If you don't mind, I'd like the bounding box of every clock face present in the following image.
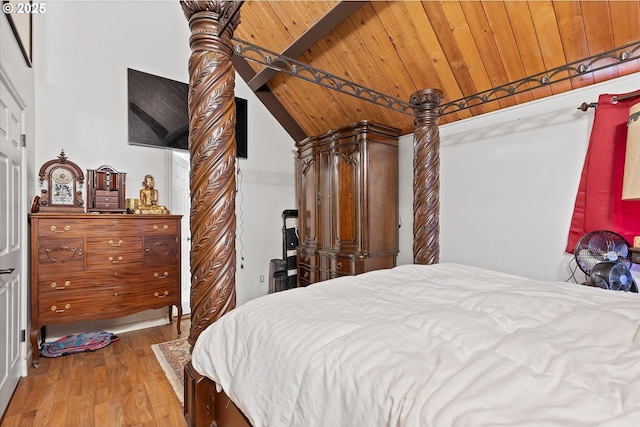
[51,167,73,184]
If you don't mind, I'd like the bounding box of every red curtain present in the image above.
[566,91,640,253]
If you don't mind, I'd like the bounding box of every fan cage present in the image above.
[573,230,631,276]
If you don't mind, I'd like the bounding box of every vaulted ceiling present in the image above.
[230,1,640,142]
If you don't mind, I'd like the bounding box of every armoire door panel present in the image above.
[299,155,319,247]
[319,150,332,250]
[332,148,360,251]
[365,141,400,253]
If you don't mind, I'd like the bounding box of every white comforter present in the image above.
[192,263,640,427]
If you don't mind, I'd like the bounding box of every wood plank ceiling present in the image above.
[231,1,640,142]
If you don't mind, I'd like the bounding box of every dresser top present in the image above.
[29,213,183,220]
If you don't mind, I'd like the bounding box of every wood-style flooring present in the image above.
[1,317,190,427]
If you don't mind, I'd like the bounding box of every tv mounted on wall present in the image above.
[127,68,248,158]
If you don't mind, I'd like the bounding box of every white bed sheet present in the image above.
[192,263,640,427]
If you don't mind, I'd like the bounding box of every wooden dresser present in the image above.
[29,213,182,367]
[295,121,400,286]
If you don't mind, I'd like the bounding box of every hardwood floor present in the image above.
[1,317,190,427]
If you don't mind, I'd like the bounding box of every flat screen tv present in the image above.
[127,68,248,158]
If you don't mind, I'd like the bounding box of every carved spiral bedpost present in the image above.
[411,88,443,265]
[181,1,240,346]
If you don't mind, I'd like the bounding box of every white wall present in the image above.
[33,1,189,197]
[228,65,297,305]
[398,72,640,284]
[34,1,296,337]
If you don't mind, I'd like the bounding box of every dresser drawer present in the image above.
[138,219,180,235]
[35,219,91,237]
[39,287,120,322]
[112,267,179,287]
[328,255,358,275]
[298,265,318,285]
[144,236,179,265]
[39,217,177,235]
[86,236,143,267]
[38,266,178,293]
[38,271,93,293]
[37,238,84,271]
[94,199,120,209]
[120,282,179,309]
[297,248,318,267]
[95,190,118,198]
[86,236,142,251]
[86,251,143,268]
[81,219,146,235]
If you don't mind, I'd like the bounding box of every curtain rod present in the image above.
[578,89,640,111]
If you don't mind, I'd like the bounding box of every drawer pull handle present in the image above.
[51,303,71,312]
[154,290,169,298]
[336,261,343,270]
[109,240,123,247]
[50,225,71,233]
[304,256,309,263]
[108,256,123,264]
[51,281,71,290]
[153,225,169,231]
[154,272,169,279]
[303,271,309,278]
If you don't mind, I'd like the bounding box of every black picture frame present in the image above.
[3,0,33,67]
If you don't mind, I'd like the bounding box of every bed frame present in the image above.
[178,2,445,426]
[178,2,640,426]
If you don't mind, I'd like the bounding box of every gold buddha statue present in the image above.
[134,175,170,214]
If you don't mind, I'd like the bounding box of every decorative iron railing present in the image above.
[231,27,640,118]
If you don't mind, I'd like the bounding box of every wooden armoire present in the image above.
[295,120,400,286]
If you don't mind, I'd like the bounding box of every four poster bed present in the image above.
[180,2,640,427]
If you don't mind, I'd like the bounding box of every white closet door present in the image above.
[0,75,25,417]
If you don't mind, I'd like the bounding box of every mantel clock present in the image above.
[38,150,85,212]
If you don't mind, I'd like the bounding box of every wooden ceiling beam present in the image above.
[232,55,308,142]
[247,1,366,91]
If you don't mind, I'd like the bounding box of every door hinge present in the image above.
[20,134,26,147]
[20,329,26,342]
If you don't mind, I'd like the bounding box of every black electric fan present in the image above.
[573,230,637,292]
[590,261,638,292]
